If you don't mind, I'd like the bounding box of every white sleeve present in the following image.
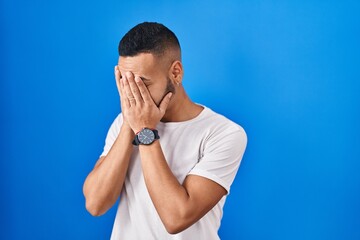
[187,124,247,194]
[99,113,123,157]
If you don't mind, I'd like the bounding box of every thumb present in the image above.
[159,92,173,114]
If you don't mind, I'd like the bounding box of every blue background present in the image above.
[1,0,359,239]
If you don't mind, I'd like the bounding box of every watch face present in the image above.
[138,128,155,145]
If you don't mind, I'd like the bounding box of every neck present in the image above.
[161,87,203,123]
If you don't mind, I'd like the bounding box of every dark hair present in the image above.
[118,22,181,57]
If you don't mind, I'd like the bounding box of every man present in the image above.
[83,22,247,240]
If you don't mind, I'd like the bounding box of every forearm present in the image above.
[139,141,192,233]
[83,125,134,216]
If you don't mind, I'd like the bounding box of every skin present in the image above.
[83,52,227,234]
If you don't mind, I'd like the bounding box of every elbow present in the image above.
[164,224,186,235]
[83,184,110,217]
[163,220,190,235]
[162,209,192,234]
[83,186,118,217]
[85,198,107,217]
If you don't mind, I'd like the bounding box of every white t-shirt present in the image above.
[100,106,247,240]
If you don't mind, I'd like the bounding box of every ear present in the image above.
[168,60,183,85]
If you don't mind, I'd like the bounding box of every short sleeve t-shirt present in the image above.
[100,106,247,240]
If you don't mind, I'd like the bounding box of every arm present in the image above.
[83,66,135,216]
[139,142,227,234]
[83,125,134,216]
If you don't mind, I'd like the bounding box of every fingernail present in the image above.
[126,72,132,79]
[135,76,140,82]
[168,92,173,99]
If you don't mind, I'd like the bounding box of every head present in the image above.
[118,22,183,106]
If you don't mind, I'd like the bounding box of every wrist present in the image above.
[121,124,135,137]
[139,139,160,149]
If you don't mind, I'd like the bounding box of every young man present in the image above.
[83,22,247,240]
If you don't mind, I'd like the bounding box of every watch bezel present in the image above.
[138,128,156,145]
[132,128,160,146]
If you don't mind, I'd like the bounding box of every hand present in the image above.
[117,70,172,133]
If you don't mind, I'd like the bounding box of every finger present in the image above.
[123,72,136,106]
[126,72,143,103]
[114,66,121,92]
[135,76,154,104]
[114,66,124,99]
[118,69,130,109]
[159,92,173,114]
[116,67,126,99]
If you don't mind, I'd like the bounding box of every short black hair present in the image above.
[118,22,181,57]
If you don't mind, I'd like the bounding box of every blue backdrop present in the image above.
[1,0,359,239]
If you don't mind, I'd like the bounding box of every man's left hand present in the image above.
[119,71,172,134]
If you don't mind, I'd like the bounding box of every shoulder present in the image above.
[201,106,247,143]
[105,113,124,137]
